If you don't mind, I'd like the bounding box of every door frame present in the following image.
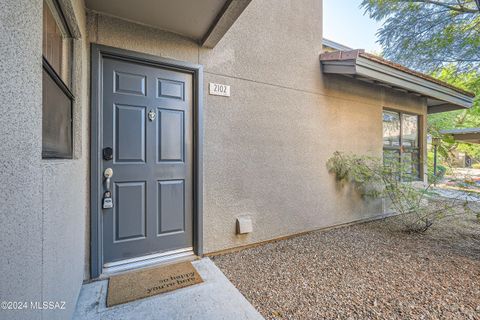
[90,44,203,279]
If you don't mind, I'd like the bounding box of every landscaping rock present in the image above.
[212,215,480,319]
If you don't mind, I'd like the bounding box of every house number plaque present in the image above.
[209,83,230,97]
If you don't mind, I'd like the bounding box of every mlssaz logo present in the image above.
[1,301,66,310]
[30,301,66,310]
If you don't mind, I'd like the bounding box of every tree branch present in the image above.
[399,0,478,13]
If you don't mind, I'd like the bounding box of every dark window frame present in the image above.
[382,109,422,179]
[42,0,75,159]
[43,57,75,101]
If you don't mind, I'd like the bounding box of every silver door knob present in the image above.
[104,168,113,191]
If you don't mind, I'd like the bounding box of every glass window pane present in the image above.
[42,69,72,158]
[383,149,401,180]
[43,0,72,87]
[402,114,418,148]
[383,149,400,166]
[401,151,420,180]
[383,111,400,147]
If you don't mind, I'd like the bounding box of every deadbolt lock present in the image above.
[103,147,113,161]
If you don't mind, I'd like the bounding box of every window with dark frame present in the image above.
[382,110,421,179]
[42,0,74,159]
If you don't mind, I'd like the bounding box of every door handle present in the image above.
[104,168,113,191]
[102,168,114,210]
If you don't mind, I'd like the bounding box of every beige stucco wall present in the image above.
[40,1,90,318]
[85,0,426,262]
[0,0,428,317]
[0,0,89,319]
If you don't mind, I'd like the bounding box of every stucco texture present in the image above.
[41,0,89,318]
[87,11,199,64]
[202,73,386,251]
[0,0,429,316]
[85,0,426,258]
[0,1,43,319]
[0,0,89,319]
[200,0,426,252]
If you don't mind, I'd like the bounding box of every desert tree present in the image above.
[361,0,480,74]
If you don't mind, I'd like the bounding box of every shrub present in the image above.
[326,152,479,232]
[436,165,447,178]
[427,165,446,184]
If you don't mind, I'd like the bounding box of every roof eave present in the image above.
[320,55,474,114]
[85,0,252,49]
[440,129,480,144]
[201,0,252,48]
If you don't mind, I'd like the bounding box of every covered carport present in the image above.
[440,128,480,144]
[440,128,480,168]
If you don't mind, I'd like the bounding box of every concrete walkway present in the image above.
[73,258,263,320]
[433,187,480,202]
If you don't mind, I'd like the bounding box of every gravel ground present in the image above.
[212,215,480,319]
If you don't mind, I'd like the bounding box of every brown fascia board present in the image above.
[319,49,365,61]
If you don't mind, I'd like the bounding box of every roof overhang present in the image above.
[320,50,475,114]
[85,0,252,48]
[440,128,480,144]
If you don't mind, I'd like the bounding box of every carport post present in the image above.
[432,138,441,177]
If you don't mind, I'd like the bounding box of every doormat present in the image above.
[106,261,203,307]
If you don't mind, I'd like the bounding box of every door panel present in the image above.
[158,78,185,100]
[158,109,184,162]
[114,71,146,96]
[158,180,185,234]
[101,57,193,264]
[114,104,146,163]
[114,182,146,241]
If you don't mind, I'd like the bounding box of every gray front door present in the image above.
[100,57,193,265]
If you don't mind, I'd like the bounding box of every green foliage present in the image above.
[361,2,480,162]
[327,151,479,232]
[428,66,480,162]
[430,67,480,129]
[326,152,384,197]
[437,165,447,178]
[427,149,450,183]
[360,0,480,74]
[427,158,447,183]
